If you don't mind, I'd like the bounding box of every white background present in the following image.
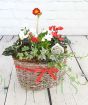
[0,0,88,35]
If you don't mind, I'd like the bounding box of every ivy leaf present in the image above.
[38,47,48,60]
[30,47,38,57]
[50,55,56,61]
[40,47,47,54]
[28,54,33,59]
[16,53,24,59]
[24,52,29,57]
[21,46,29,51]
[2,46,15,56]
[38,54,46,60]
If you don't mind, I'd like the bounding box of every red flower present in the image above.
[49,26,56,31]
[57,26,63,30]
[52,32,58,38]
[31,36,39,43]
[49,26,64,31]
[49,26,53,30]
[55,27,59,31]
[32,8,42,16]
[52,26,56,31]
[58,37,64,41]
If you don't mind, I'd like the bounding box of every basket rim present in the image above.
[13,57,49,64]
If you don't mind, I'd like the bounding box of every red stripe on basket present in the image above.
[16,65,59,83]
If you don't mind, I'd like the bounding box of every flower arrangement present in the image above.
[3,8,70,62]
[2,8,78,90]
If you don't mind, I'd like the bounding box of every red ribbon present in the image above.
[16,65,59,83]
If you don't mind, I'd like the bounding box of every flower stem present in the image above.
[36,16,39,35]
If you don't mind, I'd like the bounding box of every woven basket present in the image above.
[14,59,66,90]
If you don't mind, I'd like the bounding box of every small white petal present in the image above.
[44,34,53,41]
[19,31,25,40]
[24,35,29,38]
[19,30,29,40]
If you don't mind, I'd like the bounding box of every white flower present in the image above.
[51,43,64,54]
[19,30,28,40]
[42,34,53,41]
[19,31,25,40]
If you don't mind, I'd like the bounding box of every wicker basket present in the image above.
[14,59,66,90]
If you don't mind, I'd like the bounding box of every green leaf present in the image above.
[24,27,29,35]
[30,47,38,57]
[24,52,29,57]
[38,47,50,60]
[38,31,48,41]
[41,40,51,49]
[21,46,29,51]
[50,55,56,61]
[16,53,24,59]
[28,54,33,59]
[40,47,47,54]
[2,46,15,56]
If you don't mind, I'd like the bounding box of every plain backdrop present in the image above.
[0,0,88,35]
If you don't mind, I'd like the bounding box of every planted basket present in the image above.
[2,8,72,91]
[14,58,66,90]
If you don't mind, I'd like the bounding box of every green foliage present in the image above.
[2,46,15,56]
[38,47,49,60]
[21,27,29,35]
[30,47,38,58]
[2,43,20,56]
[40,40,51,49]
[38,31,48,41]
[16,53,24,60]
[65,67,80,93]
[21,46,29,51]
[2,30,71,68]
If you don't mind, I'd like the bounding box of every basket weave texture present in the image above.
[14,59,65,90]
